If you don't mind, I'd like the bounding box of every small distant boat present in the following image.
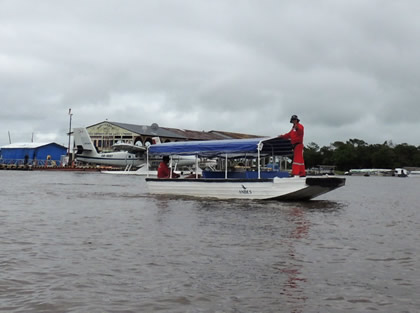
[347,168,395,176]
[347,168,410,177]
[145,137,345,201]
[394,168,409,177]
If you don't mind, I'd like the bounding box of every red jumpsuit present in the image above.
[281,123,306,177]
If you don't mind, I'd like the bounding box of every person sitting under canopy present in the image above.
[157,155,180,179]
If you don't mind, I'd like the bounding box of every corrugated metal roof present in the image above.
[1,142,65,149]
[88,121,263,141]
[105,122,187,139]
[209,130,263,139]
[161,127,226,141]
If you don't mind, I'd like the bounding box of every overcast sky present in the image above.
[1,0,420,148]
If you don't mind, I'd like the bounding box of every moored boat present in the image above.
[145,137,345,201]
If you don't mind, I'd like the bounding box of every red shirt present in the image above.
[157,161,170,178]
[281,123,304,145]
[157,161,179,178]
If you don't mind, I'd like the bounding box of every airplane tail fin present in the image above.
[152,137,161,144]
[73,128,99,156]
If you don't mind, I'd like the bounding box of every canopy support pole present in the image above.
[258,148,261,179]
[170,156,173,179]
[146,149,149,178]
[195,155,199,179]
[225,154,228,179]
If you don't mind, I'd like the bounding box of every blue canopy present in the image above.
[148,137,293,157]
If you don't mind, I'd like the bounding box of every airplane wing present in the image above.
[112,143,146,154]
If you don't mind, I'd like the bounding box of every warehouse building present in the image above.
[0,142,67,166]
[86,121,261,152]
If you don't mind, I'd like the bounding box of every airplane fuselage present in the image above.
[76,151,145,167]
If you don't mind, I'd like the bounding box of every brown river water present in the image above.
[0,171,419,313]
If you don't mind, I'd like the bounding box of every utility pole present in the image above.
[68,108,73,165]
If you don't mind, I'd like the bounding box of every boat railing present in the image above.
[202,170,290,179]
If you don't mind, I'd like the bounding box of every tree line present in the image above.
[304,139,420,171]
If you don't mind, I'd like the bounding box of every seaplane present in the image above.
[73,127,147,168]
[73,127,205,175]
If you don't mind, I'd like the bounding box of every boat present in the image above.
[347,168,410,177]
[347,168,395,176]
[394,168,409,177]
[145,137,345,201]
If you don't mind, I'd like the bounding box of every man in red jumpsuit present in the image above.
[157,155,180,178]
[278,115,306,177]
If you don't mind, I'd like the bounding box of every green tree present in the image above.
[300,139,420,172]
[304,142,322,168]
[394,144,419,167]
[320,145,334,165]
[370,143,395,168]
[331,140,359,171]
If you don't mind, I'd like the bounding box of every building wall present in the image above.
[35,145,67,162]
[88,123,137,151]
[0,144,67,165]
[86,121,261,153]
[87,122,180,152]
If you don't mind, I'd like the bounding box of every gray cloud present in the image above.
[1,0,420,147]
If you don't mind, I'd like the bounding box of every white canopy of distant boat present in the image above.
[145,137,345,201]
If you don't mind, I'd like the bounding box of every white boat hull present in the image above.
[146,176,345,201]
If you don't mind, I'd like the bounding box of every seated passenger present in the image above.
[157,156,180,178]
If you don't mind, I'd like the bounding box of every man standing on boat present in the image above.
[278,115,306,177]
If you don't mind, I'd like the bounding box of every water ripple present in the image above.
[0,173,419,312]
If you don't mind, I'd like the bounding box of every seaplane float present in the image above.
[145,137,345,201]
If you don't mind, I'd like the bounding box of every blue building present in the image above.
[0,142,67,165]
